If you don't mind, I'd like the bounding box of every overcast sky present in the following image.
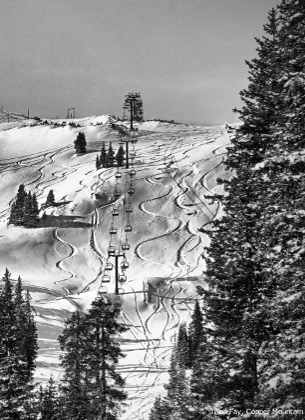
[1,0,280,125]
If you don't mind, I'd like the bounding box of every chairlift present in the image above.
[114,189,121,198]
[115,171,122,179]
[119,274,127,283]
[127,186,135,196]
[122,242,130,251]
[121,261,129,270]
[109,226,117,234]
[98,286,108,294]
[112,208,119,216]
[126,206,133,213]
[102,274,111,283]
[124,224,132,232]
[105,262,113,271]
[113,296,122,310]
[108,245,116,256]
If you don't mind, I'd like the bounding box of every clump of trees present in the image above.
[0,269,38,418]
[149,0,305,418]
[96,142,125,169]
[74,132,87,155]
[9,184,40,228]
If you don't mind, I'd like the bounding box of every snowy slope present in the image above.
[0,116,231,419]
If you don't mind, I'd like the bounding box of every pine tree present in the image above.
[23,191,33,228]
[46,189,55,207]
[8,202,17,225]
[83,296,128,420]
[96,154,100,170]
[74,132,87,154]
[58,311,91,420]
[115,145,125,167]
[39,375,61,420]
[176,323,190,369]
[188,300,203,364]
[149,395,169,420]
[106,142,115,168]
[100,142,107,167]
[13,184,27,226]
[163,351,189,420]
[59,297,128,419]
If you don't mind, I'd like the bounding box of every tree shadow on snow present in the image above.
[38,215,91,228]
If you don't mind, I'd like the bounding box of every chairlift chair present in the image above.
[126,206,133,213]
[115,171,122,179]
[129,151,136,158]
[122,242,130,251]
[112,208,119,216]
[114,189,121,198]
[119,274,127,283]
[124,224,132,233]
[105,262,113,271]
[121,260,129,270]
[98,286,108,294]
[102,274,111,283]
[129,169,136,177]
[109,226,117,234]
[108,245,116,256]
[128,185,135,196]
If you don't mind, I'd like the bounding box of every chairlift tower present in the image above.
[123,93,143,131]
[67,107,75,119]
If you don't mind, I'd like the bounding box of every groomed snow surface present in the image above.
[0,115,231,419]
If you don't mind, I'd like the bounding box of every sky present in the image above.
[1,0,280,125]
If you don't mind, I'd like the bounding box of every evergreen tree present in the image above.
[39,375,61,420]
[115,145,125,167]
[106,142,115,168]
[23,191,33,228]
[74,132,87,154]
[197,0,305,415]
[96,154,100,170]
[59,297,128,419]
[58,311,91,420]
[14,184,27,226]
[176,323,190,369]
[163,351,189,420]
[149,395,169,420]
[188,300,203,364]
[100,142,107,167]
[84,297,128,420]
[46,189,55,207]
[8,201,17,225]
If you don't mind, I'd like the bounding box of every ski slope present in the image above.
[0,116,231,419]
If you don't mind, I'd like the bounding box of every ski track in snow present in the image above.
[0,122,230,419]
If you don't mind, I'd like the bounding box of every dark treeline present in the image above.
[9,186,56,228]
[0,269,127,419]
[96,142,125,169]
[149,0,305,419]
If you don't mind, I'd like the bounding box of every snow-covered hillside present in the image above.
[0,116,230,419]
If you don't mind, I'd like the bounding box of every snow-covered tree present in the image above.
[74,132,87,154]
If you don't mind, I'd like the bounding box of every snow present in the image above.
[0,117,230,419]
